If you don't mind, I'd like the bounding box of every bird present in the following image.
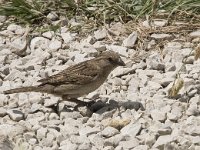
[4,51,125,106]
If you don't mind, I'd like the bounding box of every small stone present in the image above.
[61,32,75,44]
[158,127,172,135]
[190,30,200,38]
[107,45,128,57]
[133,145,148,150]
[9,37,27,55]
[7,109,24,121]
[150,109,166,122]
[147,53,165,70]
[123,31,137,48]
[37,128,48,139]
[79,126,100,137]
[30,103,41,113]
[167,113,179,121]
[186,104,199,116]
[78,142,92,150]
[119,138,139,149]
[0,135,14,150]
[0,15,6,22]
[47,12,58,21]
[160,77,174,87]
[0,108,7,117]
[93,41,106,51]
[42,31,54,39]
[94,28,107,40]
[59,140,78,150]
[153,135,174,149]
[41,133,55,147]
[29,138,37,145]
[60,111,82,120]
[30,37,50,51]
[121,122,142,137]
[151,34,172,40]
[7,24,22,32]
[44,97,59,107]
[101,126,119,138]
[49,39,62,51]
[152,19,168,27]
[77,106,93,117]
[103,146,114,150]
[104,134,125,147]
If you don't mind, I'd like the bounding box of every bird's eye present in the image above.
[108,57,113,62]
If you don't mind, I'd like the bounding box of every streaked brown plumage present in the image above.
[4,51,125,105]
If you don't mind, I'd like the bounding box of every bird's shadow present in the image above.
[89,99,145,114]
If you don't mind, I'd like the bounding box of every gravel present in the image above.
[0,19,200,150]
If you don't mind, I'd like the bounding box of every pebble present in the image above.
[94,28,107,40]
[7,109,24,121]
[123,31,137,48]
[0,19,199,150]
[101,126,119,138]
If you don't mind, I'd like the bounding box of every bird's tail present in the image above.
[3,86,39,94]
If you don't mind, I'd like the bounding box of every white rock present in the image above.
[190,30,200,38]
[147,53,165,70]
[42,31,54,39]
[0,124,26,138]
[93,41,106,51]
[119,138,139,149]
[37,128,48,139]
[94,28,107,40]
[48,39,62,51]
[160,77,174,87]
[29,138,37,145]
[152,19,168,27]
[133,145,148,150]
[44,97,59,107]
[47,12,58,21]
[121,122,142,137]
[30,103,41,113]
[79,126,100,137]
[89,134,104,148]
[103,146,114,150]
[7,24,22,32]
[123,31,137,48]
[7,109,24,121]
[78,142,92,150]
[158,127,172,135]
[30,37,50,51]
[101,126,119,138]
[9,37,27,55]
[151,34,172,39]
[61,32,74,44]
[0,108,6,117]
[0,135,13,150]
[186,104,199,116]
[150,109,166,122]
[153,135,174,149]
[41,133,55,147]
[104,134,125,147]
[0,15,6,22]
[107,45,128,57]
[60,111,82,120]
[60,140,78,150]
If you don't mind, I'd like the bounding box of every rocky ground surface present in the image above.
[0,15,200,150]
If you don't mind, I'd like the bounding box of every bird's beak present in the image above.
[118,58,126,66]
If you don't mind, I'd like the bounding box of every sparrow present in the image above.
[4,51,125,106]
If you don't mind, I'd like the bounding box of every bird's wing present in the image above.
[38,60,102,86]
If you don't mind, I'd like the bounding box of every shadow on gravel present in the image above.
[90,99,145,114]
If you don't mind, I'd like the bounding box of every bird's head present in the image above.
[97,51,126,68]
